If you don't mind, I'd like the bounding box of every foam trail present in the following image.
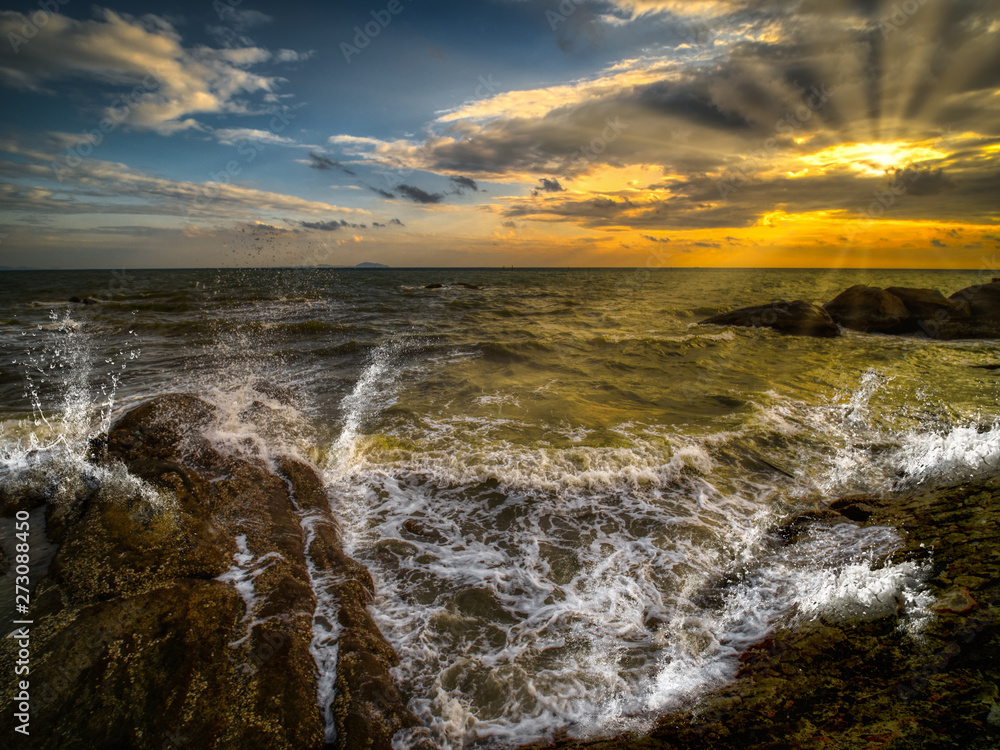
[298,510,343,744]
[329,339,402,477]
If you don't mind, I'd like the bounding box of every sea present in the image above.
[1,267,998,748]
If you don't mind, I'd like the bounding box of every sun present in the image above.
[799,141,948,177]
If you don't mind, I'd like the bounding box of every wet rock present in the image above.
[424,283,445,289]
[700,300,840,338]
[0,394,429,750]
[823,285,912,333]
[917,281,1000,338]
[775,509,846,543]
[933,587,976,614]
[68,296,99,305]
[403,518,448,543]
[522,479,1000,750]
[950,280,1000,317]
[885,286,964,320]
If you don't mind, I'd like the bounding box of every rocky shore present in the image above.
[2,395,998,749]
[522,480,1000,750]
[0,394,434,750]
[701,279,1000,339]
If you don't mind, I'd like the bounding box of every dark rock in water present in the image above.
[971,364,1000,371]
[402,518,447,543]
[949,280,1000,317]
[68,296,99,305]
[700,300,840,338]
[885,286,964,320]
[823,284,912,333]
[0,394,428,750]
[424,283,445,289]
[922,282,1000,339]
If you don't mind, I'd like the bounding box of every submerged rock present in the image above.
[700,300,840,338]
[823,284,912,333]
[0,394,429,750]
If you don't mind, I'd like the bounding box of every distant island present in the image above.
[355,261,390,269]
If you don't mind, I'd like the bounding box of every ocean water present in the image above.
[1,267,998,748]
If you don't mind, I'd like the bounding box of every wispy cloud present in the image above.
[0,8,306,134]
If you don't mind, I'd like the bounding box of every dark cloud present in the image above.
[641,234,670,243]
[450,175,479,192]
[308,152,355,175]
[396,184,444,203]
[368,185,396,199]
[300,219,366,231]
[501,220,519,228]
[931,239,947,247]
[891,167,954,197]
[389,217,405,226]
[533,178,565,196]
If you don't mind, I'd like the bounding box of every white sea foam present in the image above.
[313,353,953,749]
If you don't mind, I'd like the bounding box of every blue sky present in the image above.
[1,0,998,268]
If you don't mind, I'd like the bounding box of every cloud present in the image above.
[931,239,947,247]
[450,175,479,192]
[0,137,368,222]
[535,178,565,194]
[215,128,305,147]
[0,9,303,134]
[307,151,355,174]
[641,234,671,242]
[389,218,405,226]
[396,184,444,204]
[300,219,366,231]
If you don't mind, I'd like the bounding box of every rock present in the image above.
[68,296,99,305]
[424,283,445,289]
[0,394,428,750]
[823,285,912,333]
[885,286,964,320]
[920,281,1000,338]
[403,518,448,543]
[522,479,1000,750]
[700,300,840,338]
[950,280,1000,317]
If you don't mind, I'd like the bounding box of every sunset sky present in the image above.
[0,0,998,268]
